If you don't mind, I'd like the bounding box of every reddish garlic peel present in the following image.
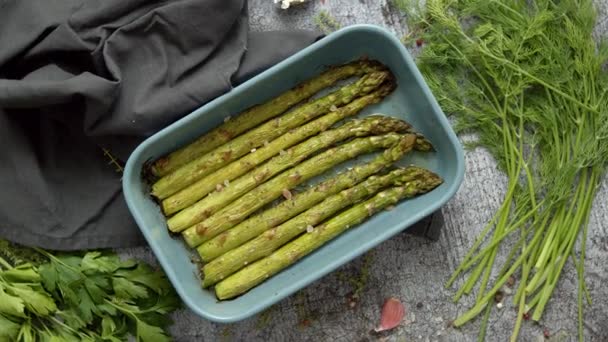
[375,297,405,332]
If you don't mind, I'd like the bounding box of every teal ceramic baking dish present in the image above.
[123,24,465,323]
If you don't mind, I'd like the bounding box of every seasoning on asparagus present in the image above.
[214,174,443,299]
[148,59,386,177]
[161,83,396,215]
[198,134,430,262]
[182,132,417,247]
[151,71,391,199]
[202,166,437,287]
[167,116,410,233]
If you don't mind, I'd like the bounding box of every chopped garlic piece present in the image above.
[274,0,307,9]
[282,188,293,200]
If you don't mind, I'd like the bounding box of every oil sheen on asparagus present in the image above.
[202,166,437,287]
[162,83,396,215]
[214,174,443,300]
[167,115,410,233]
[197,134,426,262]
[182,132,413,247]
[151,71,390,199]
[149,60,385,177]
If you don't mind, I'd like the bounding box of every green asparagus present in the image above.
[214,174,443,300]
[198,134,422,262]
[202,166,436,287]
[149,60,385,177]
[151,71,391,199]
[182,132,417,247]
[167,116,410,233]
[161,84,396,215]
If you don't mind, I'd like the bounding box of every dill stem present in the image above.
[456,171,518,299]
[577,239,587,342]
[532,226,578,321]
[466,113,523,301]
[478,303,493,342]
[457,202,540,275]
[532,207,564,271]
[474,205,510,302]
[446,201,502,288]
[532,169,596,321]
[453,218,548,327]
[513,211,551,303]
[526,254,561,295]
[527,178,584,294]
[576,169,598,340]
[454,252,486,300]
[525,286,543,312]
[570,253,592,305]
[510,221,532,342]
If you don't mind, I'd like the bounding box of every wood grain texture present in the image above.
[119,1,608,340]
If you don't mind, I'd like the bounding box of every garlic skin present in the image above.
[274,0,308,10]
[375,297,406,332]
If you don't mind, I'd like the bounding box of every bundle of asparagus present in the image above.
[145,59,443,300]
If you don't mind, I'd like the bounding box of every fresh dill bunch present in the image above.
[401,0,608,340]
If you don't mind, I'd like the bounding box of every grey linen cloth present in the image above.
[0,0,441,250]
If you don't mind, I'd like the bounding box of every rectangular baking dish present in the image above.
[122,24,465,323]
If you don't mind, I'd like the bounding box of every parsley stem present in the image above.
[0,256,13,270]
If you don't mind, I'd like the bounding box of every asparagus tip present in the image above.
[377,78,397,97]
[358,58,389,72]
[383,134,417,160]
[414,132,435,152]
[142,159,161,184]
[366,116,412,135]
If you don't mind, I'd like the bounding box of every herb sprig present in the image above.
[401,0,607,340]
[0,240,181,341]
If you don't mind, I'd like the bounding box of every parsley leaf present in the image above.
[113,277,148,299]
[0,313,21,340]
[77,287,98,324]
[7,283,56,316]
[115,264,171,295]
[0,286,25,318]
[2,245,180,341]
[81,252,120,274]
[136,319,171,342]
[57,308,88,330]
[2,265,40,283]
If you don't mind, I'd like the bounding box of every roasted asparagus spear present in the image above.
[202,166,437,287]
[151,71,391,199]
[197,134,428,262]
[181,132,417,247]
[162,84,396,215]
[167,116,410,233]
[149,60,385,177]
[214,174,443,300]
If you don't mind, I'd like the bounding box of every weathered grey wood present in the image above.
[119,1,608,341]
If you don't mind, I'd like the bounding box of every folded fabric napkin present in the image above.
[0,0,442,250]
